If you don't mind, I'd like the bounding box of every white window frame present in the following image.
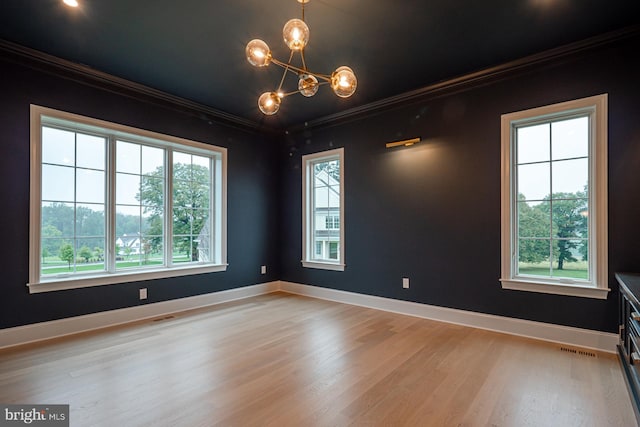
[500,94,609,299]
[29,105,227,293]
[302,148,345,271]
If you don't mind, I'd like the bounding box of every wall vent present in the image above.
[559,346,597,358]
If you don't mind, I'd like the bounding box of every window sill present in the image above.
[301,260,345,271]
[28,264,228,294]
[500,278,610,300]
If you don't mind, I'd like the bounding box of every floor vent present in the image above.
[153,315,176,322]
[559,346,597,358]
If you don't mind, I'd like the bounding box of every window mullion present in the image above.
[30,120,43,284]
[548,124,553,277]
[588,113,595,282]
[209,157,215,263]
[106,136,117,273]
[73,132,78,274]
[511,126,519,276]
[311,161,317,261]
[165,150,173,267]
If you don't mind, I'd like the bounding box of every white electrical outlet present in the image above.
[261,265,267,274]
[139,288,147,300]
[402,278,409,289]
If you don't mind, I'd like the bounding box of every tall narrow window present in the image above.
[500,95,608,299]
[302,148,345,271]
[29,105,227,293]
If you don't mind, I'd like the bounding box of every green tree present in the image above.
[544,192,588,270]
[41,224,63,264]
[42,203,74,236]
[138,163,210,261]
[59,244,74,270]
[116,212,142,236]
[517,195,550,264]
[79,246,93,263]
[314,159,340,182]
[76,206,105,237]
[43,204,105,255]
[142,239,152,264]
[518,191,588,270]
[41,247,49,265]
[94,247,104,262]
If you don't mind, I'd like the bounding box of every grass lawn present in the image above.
[518,262,588,280]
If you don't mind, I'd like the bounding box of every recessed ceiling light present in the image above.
[63,0,79,7]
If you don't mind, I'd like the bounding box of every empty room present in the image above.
[1,1,640,426]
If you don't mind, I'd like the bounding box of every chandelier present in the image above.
[245,0,357,115]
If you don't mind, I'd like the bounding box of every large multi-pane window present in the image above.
[29,105,227,293]
[302,148,344,271]
[500,95,608,299]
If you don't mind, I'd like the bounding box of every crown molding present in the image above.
[288,24,640,132]
[0,38,273,134]
[2,24,638,134]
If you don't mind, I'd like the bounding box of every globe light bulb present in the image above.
[246,39,272,67]
[331,66,357,98]
[283,19,309,51]
[298,74,319,97]
[258,92,282,115]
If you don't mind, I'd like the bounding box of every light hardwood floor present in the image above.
[0,292,636,427]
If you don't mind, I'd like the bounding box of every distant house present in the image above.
[116,233,142,256]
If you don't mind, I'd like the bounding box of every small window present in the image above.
[500,95,608,299]
[30,105,227,293]
[325,215,340,229]
[302,148,344,271]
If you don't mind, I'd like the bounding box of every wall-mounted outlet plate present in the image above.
[139,288,148,300]
[261,265,267,274]
[402,278,409,289]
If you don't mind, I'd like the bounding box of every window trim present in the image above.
[29,105,227,293]
[500,94,609,299]
[301,148,345,271]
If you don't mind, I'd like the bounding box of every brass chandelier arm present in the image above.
[300,49,308,71]
[271,57,332,81]
[279,80,329,98]
[276,51,296,92]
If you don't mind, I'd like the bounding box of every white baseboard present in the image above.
[0,280,618,354]
[279,281,619,354]
[0,282,279,350]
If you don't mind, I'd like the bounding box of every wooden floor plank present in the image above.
[0,292,635,426]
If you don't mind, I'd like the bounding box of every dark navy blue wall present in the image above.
[1,34,638,334]
[279,34,640,333]
[0,55,281,329]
